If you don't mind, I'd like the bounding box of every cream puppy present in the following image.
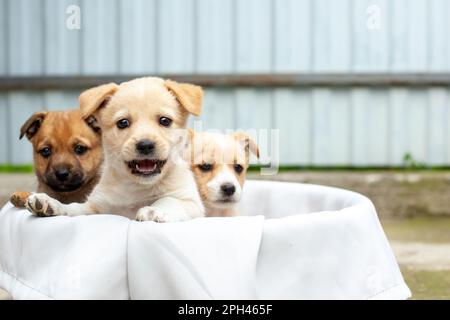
[187,131,259,217]
[24,77,204,222]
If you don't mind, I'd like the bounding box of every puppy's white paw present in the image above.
[25,193,60,217]
[135,206,172,223]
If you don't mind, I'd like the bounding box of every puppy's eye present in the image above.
[234,164,244,173]
[117,119,130,129]
[74,145,88,155]
[39,147,52,158]
[199,163,213,172]
[159,117,172,127]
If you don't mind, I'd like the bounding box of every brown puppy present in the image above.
[12,109,103,205]
[187,131,259,217]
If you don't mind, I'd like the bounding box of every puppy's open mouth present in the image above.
[127,159,166,176]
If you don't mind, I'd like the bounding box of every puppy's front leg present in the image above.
[26,193,96,217]
[135,197,203,223]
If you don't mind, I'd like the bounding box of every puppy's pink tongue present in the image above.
[136,160,157,173]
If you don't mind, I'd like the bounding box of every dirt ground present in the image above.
[382,217,450,299]
[1,172,449,299]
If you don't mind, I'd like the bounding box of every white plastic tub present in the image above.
[0,180,410,300]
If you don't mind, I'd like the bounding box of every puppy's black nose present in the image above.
[221,183,236,196]
[55,168,70,182]
[136,140,155,155]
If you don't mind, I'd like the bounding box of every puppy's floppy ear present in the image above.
[85,115,101,134]
[233,132,260,159]
[165,80,203,116]
[79,83,119,119]
[20,111,48,140]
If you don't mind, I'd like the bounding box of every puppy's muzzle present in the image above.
[127,139,166,176]
[221,183,236,196]
[55,168,70,182]
[46,166,84,192]
[136,139,155,156]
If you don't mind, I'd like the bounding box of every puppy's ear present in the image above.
[165,80,203,116]
[20,111,48,140]
[85,115,101,134]
[233,132,260,159]
[79,83,118,119]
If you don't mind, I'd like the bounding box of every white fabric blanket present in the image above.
[0,180,411,300]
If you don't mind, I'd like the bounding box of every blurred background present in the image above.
[0,0,450,299]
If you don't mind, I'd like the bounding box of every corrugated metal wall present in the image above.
[1,0,450,165]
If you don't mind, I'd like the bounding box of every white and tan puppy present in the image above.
[24,77,204,222]
[187,131,259,217]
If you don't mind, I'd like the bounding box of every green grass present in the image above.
[382,217,450,243]
[401,267,450,300]
[0,164,33,173]
[247,165,450,172]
